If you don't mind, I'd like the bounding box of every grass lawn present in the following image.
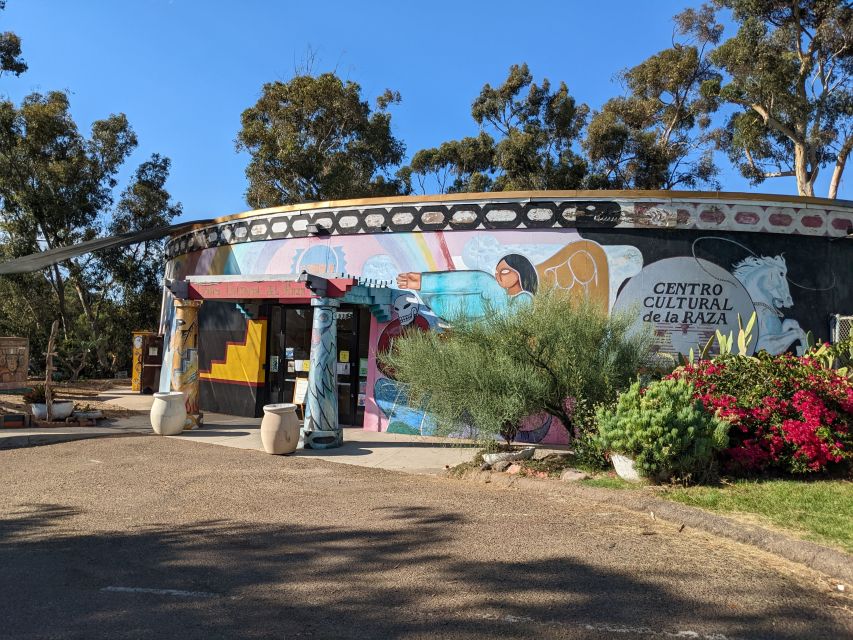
[663,479,853,553]
[580,477,853,553]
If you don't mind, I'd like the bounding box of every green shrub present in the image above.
[596,378,729,482]
[22,384,46,404]
[382,290,651,445]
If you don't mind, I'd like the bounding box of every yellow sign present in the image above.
[339,350,350,363]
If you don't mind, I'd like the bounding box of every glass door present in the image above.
[266,304,370,426]
[267,305,312,408]
[334,306,371,427]
[335,308,356,426]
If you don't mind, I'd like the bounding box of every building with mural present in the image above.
[157,191,853,448]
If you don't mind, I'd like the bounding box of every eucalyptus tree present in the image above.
[236,73,406,207]
[402,64,590,194]
[585,5,723,190]
[0,1,26,78]
[708,0,853,197]
[0,91,179,374]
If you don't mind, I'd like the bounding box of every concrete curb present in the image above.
[458,469,853,585]
[0,431,146,450]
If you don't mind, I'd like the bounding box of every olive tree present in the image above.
[381,291,651,445]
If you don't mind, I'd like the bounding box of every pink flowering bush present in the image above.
[669,352,853,475]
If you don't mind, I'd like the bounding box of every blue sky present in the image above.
[2,0,847,223]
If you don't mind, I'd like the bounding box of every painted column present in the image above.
[300,297,341,449]
[170,299,203,429]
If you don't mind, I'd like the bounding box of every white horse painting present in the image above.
[732,255,808,355]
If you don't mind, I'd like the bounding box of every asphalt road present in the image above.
[0,436,850,640]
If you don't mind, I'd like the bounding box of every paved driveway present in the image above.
[1,437,850,639]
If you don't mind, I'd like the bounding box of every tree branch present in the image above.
[743,148,796,178]
[828,134,853,198]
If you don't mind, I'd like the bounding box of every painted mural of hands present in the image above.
[396,272,422,290]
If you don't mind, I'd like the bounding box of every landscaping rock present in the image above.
[478,462,491,471]
[492,460,512,472]
[506,463,522,475]
[559,468,590,482]
[482,447,535,465]
[534,451,573,461]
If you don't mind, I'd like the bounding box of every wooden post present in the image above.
[44,319,59,422]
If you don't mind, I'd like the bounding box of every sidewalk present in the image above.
[170,414,476,475]
[1,389,481,474]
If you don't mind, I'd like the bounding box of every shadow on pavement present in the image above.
[0,502,844,639]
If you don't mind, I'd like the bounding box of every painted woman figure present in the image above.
[396,253,538,321]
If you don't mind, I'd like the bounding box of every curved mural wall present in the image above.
[162,192,853,444]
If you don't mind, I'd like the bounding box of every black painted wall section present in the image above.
[579,228,853,344]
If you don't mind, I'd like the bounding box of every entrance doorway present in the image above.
[265,304,370,426]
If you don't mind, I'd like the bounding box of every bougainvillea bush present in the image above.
[670,352,853,475]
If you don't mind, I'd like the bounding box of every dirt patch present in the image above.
[0,378,140,420]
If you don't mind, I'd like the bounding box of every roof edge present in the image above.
[192,190,853,231]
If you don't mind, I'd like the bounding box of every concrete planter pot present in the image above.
[260,403,300,455]
[30,401,75,421]
[610,453,643,482]
[150,392,187,436]
[482,446,535,466]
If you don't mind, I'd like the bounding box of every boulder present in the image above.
[559,468,590,482]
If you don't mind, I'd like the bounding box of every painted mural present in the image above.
[162,195,853,444]
[169,299,202,429]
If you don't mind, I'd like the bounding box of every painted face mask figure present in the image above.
[393,294,419,326]
[495,260,522,295]
[495,254,538,302]
[377,294,431,378]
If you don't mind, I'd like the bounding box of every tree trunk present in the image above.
[46,265,69,336]
[44,320,59,421]
[828,136,853,199]
[794,144,815,197]
[71,275,111,372]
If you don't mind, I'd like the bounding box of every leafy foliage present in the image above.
[805,337,853,379]
[0,1,25,78]
[22,384,45,404]
[236,73,406,207]
[707,0,853,197]
[381,291,651,445]
[585,5,723,189]
[596,378,729,482]
[0,90,179,377]
[401,64,590,194]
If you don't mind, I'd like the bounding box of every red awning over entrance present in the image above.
[180,274,357,303]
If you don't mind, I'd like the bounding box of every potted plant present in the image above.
[596,378,729,483]
[23,384,75,421]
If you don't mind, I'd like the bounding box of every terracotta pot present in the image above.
[260,403,300,455]
[150,392,186,435]
[30,401,75,421]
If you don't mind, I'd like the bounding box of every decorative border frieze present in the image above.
[165,197,853,260]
